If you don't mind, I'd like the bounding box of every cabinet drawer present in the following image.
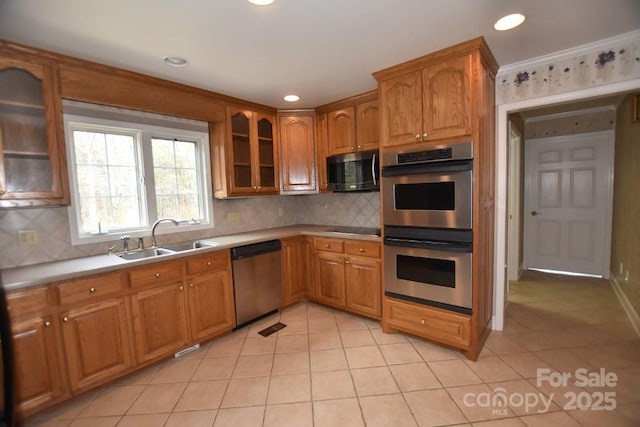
[345,240,380,258]
[128,260,183,288]
[7,287,49,317]
[384,297,470,349]
[185,251,230,276]
[57,272,123,305]
[314,238,344,253]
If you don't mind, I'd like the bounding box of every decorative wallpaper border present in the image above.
[497,30,640,104]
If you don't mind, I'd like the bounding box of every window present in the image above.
[64,105,212,245]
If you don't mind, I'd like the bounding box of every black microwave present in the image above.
[327,150,379,192]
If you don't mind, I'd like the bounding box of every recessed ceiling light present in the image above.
[284,94,300,102]
[248,0,275,5]
[494,13,526,31]
[163,56,189,68]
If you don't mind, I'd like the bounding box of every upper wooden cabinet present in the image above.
[278,112,316,194]
[212,106,279,197]
[317,90,379,157]
[0,52,68,207]
[315,112,329,192]
[376,52,473,147]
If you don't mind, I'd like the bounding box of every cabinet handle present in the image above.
[351,146,355,151]
[89,287,96,293]
[207,261,212,266]
[345,260,350,264]
[283,185,287,189]
[62,317,69,323]
[324,244,330,248]
[44,321,51,327]
[179,285,184,291]
[155,272,161,278]
[359,248,365,253]
[415,134,421,140]
[190,283,194,288]
[420,320,425,325]
[422,132,428,140]
[357,145,362,149]
[257,186,261,190]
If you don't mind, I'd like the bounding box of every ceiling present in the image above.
[1,0,639,109]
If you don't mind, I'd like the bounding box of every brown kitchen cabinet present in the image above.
[356,99,380,152]
[214,106,279,197]
[278,112,316,194]
[312,237,381,318]
[184,251,235,341]
[7,287,66,419]
[377,53,472,147]
[281,236,311,306]
[0,52,68,207]
[315,112,329,192]
[327,107,356,155]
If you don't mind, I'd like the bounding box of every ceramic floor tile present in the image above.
[213,406,265,427]
[232,354,274,378]
[567,409,638,426]
[308,332,342,351]
[534,348,595,373]
[220,376,269,408]
[485,333,528,355]
[164,410,218,427]
[487,380,561,416]
[404,389,468,427]
[519,411,581,427]
[379,343,423,365]
[411,340,461,361]
[79,385,145,417]
[150,358,201,384]
[205,338,244,358]
[389,362,442,391]
[370,328,408,345]
[473,418,526,426]
[499,352,554,379]
[263,402,313,427]
[69,417,120,427]
[311,370,356,400]
[271,351,310,375]
[359,393,418,427]
[192,356,237,381]
[447,383,516,422]
[275,334,309,353]
[313,398,364,427]
[126,382,187,415]
[307,318,338,334]
[116,413,169,427]
[27,420,73,427]
[310,348,349,372]
[173,380,228,411]
[275,320,308,336]
[428,359,483,387]
[465,355,522,383]
[266,373,311,404]
[351,366,399,396]
[336,316,369,331]
[240,336,277,356]
[33,391,98,421]
[340,329,376,347]
[344,345,386,369]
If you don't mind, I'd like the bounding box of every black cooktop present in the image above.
[327,226,381,236]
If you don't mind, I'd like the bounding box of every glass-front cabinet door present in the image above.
[229,109,254,193]
[255,113,277,193]
[0,55,67,207]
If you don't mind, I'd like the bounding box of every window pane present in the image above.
[175,141,196,168]
[151,138,176,168]
[177,169,197,194]
[178,195,199,219]
[72,128,142,233]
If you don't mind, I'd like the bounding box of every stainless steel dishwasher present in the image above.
[231,239,282,328]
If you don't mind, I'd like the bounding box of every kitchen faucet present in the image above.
[151,218,179,247]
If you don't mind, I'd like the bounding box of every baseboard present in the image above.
[610,274,640,337]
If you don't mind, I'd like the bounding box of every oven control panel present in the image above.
[382,140,473,167]
[397,147,452,164]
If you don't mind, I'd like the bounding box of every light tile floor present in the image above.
[25,270,640,426]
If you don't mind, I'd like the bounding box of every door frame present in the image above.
[494,78,640,331]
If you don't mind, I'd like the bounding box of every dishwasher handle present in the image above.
[231,239,282,260]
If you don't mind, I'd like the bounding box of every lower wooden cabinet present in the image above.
[312,237,381,318]
[130,282,191,364]
[11,315,66,417]
[383,296,471,349]
[281,236,311,306]
[60,297,133,392]
[186,271,235,341]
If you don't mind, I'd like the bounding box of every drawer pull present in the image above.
[62,317,69,323]
[420,320,425,325]
[190,283,194,288]
[359,248,365,253]
[89,287,96,293]
[345,260,350,264]
[44,321,51,327]
[155,272,161,278]
[179,285,184,291]
[324,244,330,248]
[207,261,212,266]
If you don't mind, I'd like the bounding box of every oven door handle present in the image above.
[381,159,472,177]
[384,237,472,253]
[372,153,377,187]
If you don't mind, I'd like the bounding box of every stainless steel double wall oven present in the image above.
[382,141,474,314]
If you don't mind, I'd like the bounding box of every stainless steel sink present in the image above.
[162,240,219,252]
[117,247,175,260]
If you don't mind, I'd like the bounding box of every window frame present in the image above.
[64,113,214,246]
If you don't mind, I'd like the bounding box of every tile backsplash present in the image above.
[0,191,380,269]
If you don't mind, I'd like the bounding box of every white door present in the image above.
[523,131,614,277]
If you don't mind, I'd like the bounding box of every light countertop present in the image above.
[1,225,381,291]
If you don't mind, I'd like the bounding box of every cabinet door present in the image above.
[356,100,379,151]
[130,282,190,363]
[0,56,67,207]
[186,271,235,341]
[282,236,311,306]
[314,252,346,306]
[279,115,316,193]
[379,71,423,147]
[315,112,329,192]
[345,257,381,318]
[255,112,279,194]
[11,315,66,415]
[422,55,472,141]
[227,108,255,194]
[327,107,356,155]
[60,298,133,391]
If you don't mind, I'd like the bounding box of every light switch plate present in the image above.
[18,230,39,246]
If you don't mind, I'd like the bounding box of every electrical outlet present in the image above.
[227,212,242,223]
[619,262,624,275]
[278,207,285,217]
[18,230,39,246]
[625,270,630,283]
